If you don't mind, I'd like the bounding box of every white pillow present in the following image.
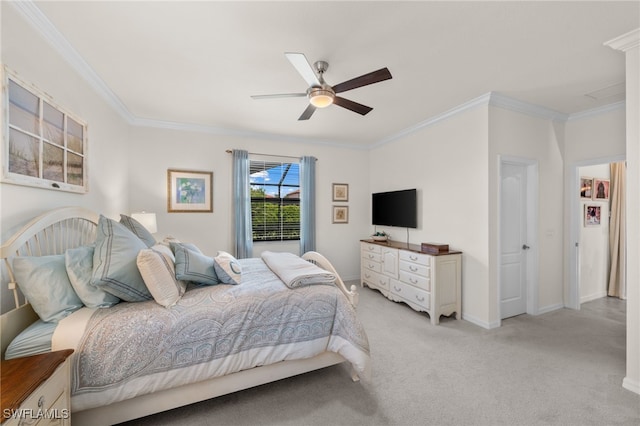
[137,245,186,307]
[213,251,242,285]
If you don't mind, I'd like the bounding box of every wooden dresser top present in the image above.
[1,349,73,422]
[361,239,462,255]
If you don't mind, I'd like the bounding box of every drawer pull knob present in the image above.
[415,295,425,302]
[394,286,401,292]
[410,266,418,272]
[410,278,418,284]
[410,255,418,261]
[369,254,375,259]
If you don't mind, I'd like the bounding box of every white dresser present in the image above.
[360,240,462,325]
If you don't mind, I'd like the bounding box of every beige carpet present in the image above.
[120,282,639,426]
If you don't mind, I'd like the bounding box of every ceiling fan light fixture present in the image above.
[308,88,335,108]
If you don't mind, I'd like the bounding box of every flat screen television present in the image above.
[372,188,417,228]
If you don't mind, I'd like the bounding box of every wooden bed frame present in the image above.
[0,207,360,425]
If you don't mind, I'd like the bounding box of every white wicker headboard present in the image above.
[0,206,99,357]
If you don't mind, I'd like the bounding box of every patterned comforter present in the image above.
[55,258,370,411]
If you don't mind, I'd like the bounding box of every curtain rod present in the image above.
[225,150,316,160]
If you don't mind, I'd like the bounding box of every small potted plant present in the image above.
[371,231,389,242]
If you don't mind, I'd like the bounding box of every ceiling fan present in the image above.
[251,52,392,121]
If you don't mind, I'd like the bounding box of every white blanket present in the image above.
[261,251,336,288]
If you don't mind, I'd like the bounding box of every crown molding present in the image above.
[605,28,640,52]
[566,101,626,121]
[488,92,569,121]
[9,1,135,124]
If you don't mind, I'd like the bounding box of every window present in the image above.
[250,160,300,241]
[3,69,87,193]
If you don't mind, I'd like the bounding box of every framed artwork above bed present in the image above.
[167,169,213,212]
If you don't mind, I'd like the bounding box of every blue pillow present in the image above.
[91,215,152,302]
[66,246,119,308]
[13,254,83,322]
[213,251,242,285]
[119,214,156,248]
[172,244,220,286]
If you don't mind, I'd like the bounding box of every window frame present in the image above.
[250,159,300,242]
[2,67,88,193]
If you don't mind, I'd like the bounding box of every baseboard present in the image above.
[537,303,564,315]
[622,377,640,395]
[462,313,500,329]
[580,291,608,304]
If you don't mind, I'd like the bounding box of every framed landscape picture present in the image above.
[167,169,213,212]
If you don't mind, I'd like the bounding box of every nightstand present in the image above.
[1,349,73,425]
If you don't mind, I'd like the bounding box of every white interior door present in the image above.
[500,162,529,319]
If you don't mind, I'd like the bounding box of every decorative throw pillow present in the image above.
[91,215,152,302]
[65,246,119,308]
[169,241,203,254]
[213,251,242,285]
[119,214,156,248]
[137,245,186,307]
[172,244,220,286]
[13,254,83,322]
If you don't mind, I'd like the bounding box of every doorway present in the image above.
[499,157,539,320]
[568,155,625,309]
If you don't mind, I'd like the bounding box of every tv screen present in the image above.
[372,189,417,229]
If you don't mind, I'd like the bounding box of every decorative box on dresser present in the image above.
[1,349,73,425]
[360,239,462,325]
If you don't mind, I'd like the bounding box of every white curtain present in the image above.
[608,161,626,299]
[232,150,253,258]
[300,156,317,253]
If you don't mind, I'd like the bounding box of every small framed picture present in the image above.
[332,206,349,224]
[167,169,213,213]
[580,177,593,199]
[592,178,610,201]
[332,183,349,202]
[584,205,601,227]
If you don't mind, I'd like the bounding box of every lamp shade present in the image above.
[131,212,157,234]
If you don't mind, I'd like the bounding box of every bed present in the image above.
[0,207,369,425]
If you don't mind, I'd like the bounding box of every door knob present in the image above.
[522,244,530,250]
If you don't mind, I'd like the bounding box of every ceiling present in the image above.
[15,1,640,148]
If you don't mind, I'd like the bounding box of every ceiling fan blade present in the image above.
[332,67,392,94]
[251,93,306,100]
[285,52,321,87]
[298,104,317,121]
[333,96,373,115]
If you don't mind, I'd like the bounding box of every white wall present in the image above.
[1,4,131,312]
[127,126,370,281]
[369,105,491,325]
[578,164,610,303]
[488,106,565,323]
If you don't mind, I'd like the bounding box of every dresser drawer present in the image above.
[399,270,431,292]
[390,280,431,310]
[362,251,382,263]
[399,260,430,277]
[361,268,390,291]
[361,259,382,273]
[399,250,430,266]
[361,242,382,254]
